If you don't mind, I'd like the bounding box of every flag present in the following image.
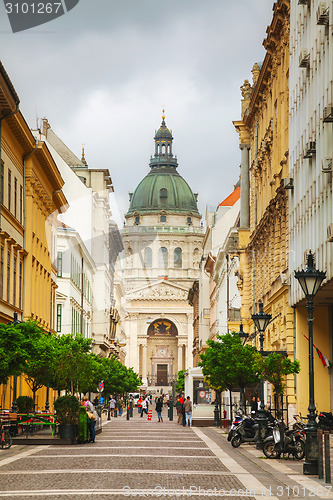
[303,334,332,368]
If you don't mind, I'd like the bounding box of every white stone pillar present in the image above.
[142,344,147,382]
[178,344,183,371]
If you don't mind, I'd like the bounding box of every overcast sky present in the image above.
[0,0,275,224]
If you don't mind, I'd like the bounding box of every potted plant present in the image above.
[16,396,34,414]
[54,395,79,440]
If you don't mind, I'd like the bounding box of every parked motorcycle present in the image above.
[227,409,244,442]
[318,411,333,430]
[263,420,305,459]
[230,411,275,448]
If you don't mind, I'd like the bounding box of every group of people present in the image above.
[137,395,151,417]
[154,394,193,427]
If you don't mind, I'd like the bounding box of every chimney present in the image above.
[42,118,50,138]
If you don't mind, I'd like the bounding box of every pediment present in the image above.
[126,280,189,301]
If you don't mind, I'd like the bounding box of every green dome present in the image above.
[155,124,172,140]
[127,170,199,215]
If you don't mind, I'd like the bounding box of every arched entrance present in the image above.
[147,319,178,387]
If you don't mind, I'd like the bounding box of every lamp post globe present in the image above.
[251,301,272,450]
[294,250,326,475]
[237,323,249,346]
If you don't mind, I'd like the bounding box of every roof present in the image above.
[46,128,84,168]
[219,186,240,207]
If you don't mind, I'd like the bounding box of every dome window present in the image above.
[159,247,168,268]
[134,215,140,225]
[187,216,192,225]
[144,248,152,268]
[160,188,168,199]
[174,248,182,268]
[160,215,167,223]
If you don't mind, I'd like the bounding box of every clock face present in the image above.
[160,349,166,355]
[147,319,178,336]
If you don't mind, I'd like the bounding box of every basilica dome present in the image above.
[126,112,199,216]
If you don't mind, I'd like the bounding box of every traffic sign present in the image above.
[98,382,104,391]
[199,390,205,399]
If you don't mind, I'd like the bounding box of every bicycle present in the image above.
[0,419,12,450]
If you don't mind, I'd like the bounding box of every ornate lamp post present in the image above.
[237,323,249,346]
[294,250,326,475]
[251,301,272,450]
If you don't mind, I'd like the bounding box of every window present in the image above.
[0,162,4,204]
[56,304,62,333]
[7,170,11,212]
[134,215,140,225]
[13,256,17,306]
[14,178,17,219]
[160,215,167,223]
[57,252,63,277]
[19,186,23,223]
[7,250,10,303]
[144,247,152,268]
[158,247,168,268]
[160,188,167,199]
[187,216,192,225]
[174,247,182,268]
[0,246,3,299]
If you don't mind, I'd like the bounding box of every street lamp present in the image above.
[10,312,20,413]
[251,301,272,450]
[294,250,326,475]
[237,323,249,346]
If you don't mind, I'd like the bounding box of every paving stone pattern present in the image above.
[1,413,331,499]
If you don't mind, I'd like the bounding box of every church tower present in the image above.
[122,111,204,392]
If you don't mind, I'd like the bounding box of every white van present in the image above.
[128,393,141,406]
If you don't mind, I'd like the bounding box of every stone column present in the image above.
[142,344,147,382]
[240,144,250,228]
[178,344,183,371]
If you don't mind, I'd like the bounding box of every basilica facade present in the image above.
[121,112,204,391]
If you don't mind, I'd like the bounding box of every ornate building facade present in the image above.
[233,1,296,411]
[121,112,204,390]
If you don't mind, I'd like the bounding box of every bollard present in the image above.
[223,410,227,428]
[214,403,219,427]
[318,429,323,480]
[126,407,130,420]
[169,399,173,421]
[114,408,118,418]
[324,431,331,484]
[107,407,111,421]
[129,401,133,417]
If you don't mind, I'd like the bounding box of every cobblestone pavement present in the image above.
[0,414,333,499]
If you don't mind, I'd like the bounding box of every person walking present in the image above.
[109,396,116,417]
[116,397,124,417]
[175,396,182,424]
[155,397,163,422]
[84,396,98,442]
[137,396,143,414]
[183,396,193,427]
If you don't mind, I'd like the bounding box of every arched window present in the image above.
[158,247,168,268]
[144,247,152,268]
[174,248,182,268]
[160,188,167,199]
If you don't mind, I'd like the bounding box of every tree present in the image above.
[49,334,92,394]
[176,369,186,393]
[0,320,43,385]
[256,352,300,413]
[99,357,141,396]
[199,332,259,413]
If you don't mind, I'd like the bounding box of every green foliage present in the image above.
[199,332,259,393]
[99,357,141,396]
[0,320,42,384]
[16,395,34,414]
[256,352,300,396]
[54,395,80,425]
[176,369,186,392]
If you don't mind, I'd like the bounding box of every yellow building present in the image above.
[0,61,67,410]
[233,1,295,412]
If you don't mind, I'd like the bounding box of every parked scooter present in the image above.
[227,409,244,442]
[230,411,275,448]
[318,411,333,430]
[263,420,305,459]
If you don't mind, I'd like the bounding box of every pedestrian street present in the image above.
[0,413,333,499]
